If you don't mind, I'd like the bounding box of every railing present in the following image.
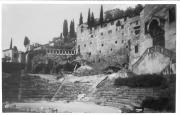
[161,62,176,75]
[132,46,176,71]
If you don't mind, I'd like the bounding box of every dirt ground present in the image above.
[5,101,122,113]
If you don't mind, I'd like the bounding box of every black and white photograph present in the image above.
[1,2,176,113]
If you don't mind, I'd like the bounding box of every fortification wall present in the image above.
[77,18,128,68]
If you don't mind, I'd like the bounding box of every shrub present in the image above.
[142,97,169,111]
[114,74,167,88]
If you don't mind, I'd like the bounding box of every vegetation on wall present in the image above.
[142,75,175,112]
[114,74,167,88]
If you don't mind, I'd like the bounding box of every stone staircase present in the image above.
[94,85,162,110]
[20,75,61,101]
[132,46,176,74]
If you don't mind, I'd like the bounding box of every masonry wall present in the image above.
[77,18,133,69]
[133,52,170,75]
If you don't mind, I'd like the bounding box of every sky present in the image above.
[2,4,136,51]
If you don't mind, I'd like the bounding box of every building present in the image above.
[76,10,140,70]
[76,4,176,74]
[129,4,176,74]
[3,48,18,63]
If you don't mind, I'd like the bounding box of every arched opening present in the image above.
[148,19,165,47]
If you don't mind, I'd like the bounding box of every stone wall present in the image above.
[76,16,140,69]
[133,51,170,75]
[76,19,127,64]
[93,82,162,111]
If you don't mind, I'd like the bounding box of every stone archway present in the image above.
[148,18,165,47]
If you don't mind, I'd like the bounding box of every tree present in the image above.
[91,12,95,27]
[72,20,76,38]
[24,36,30,47]
[134,4,144,16]
[124,7,134,18]
[60,33,63,39]
[13,46,18,51]
[63,19,68,40]
[79,12,83,25]
[115,9,125,19]
[10,38,12,49]
[105,11,113,21]
[70,19,76,38]
[99,5,104,26]
[87,8,91,27]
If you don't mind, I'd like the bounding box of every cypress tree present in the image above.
[91,12,95,27]
[87,8,91,27]
[60,33,63,39]
[24,36,30,47]
[70,19,76,38]
[70,20,73,38]
[63,19,68,41]
[10,38,12,49]
[99,5,104,26]
[72,20,76,38]
[79,12,83,25]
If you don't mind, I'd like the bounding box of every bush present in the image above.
[142,93,175,112]
[142,97,169,111]
[114,74,167,88]
[2,62,25,73]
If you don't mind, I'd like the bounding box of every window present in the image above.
[122,40,124,43]
[135,45,138,53]
[121,25,124,29]
[99,50,101,53]
[115,41,117,44]
[134,26,140,29]
[122,32,124,36]
[101,44,104,47]
[111,48,112,51]
[111,21,114,25]
[136,21,139,25]
[91,35,93,38]
[116,20,121,26]
[89,52,91,56]
[98,59,101,62]
[90,42,92,44]
[108,30,112,34]
[84,44,86,47]
[101,32,103,36]
[104,24,107,27]
[57,50,59,53]
[135,30,140,35]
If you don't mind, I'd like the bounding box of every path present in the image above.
[8,101,122,113]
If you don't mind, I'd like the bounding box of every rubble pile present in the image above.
[53,82,92,101]
[73,65,99,76]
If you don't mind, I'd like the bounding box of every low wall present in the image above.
[92,81,163,110]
